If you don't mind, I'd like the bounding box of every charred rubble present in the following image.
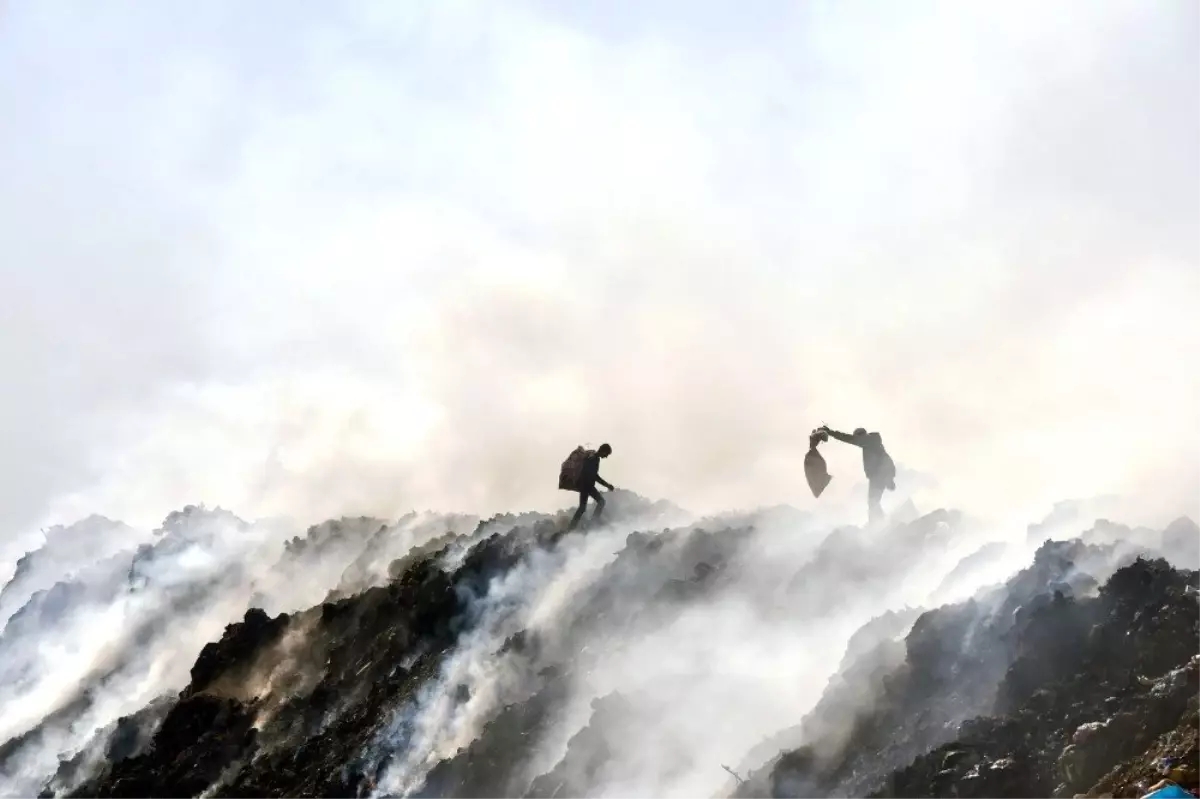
[1,503,1191,799]
[734,536,1199,798]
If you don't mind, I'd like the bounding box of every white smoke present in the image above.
[0,0,1194,794]
[363,499,1060,798]
[0,491,1181,796]
[0,507,474,795]
[1,0,1195,543]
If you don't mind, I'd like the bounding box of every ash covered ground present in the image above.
[0,492,1196,798]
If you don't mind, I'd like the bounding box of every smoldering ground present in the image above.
[0,0,1195,795]
[0,508,473,795]
[365,505,959,796]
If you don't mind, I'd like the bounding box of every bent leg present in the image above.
[590,486,606,520]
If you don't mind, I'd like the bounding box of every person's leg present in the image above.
[590,486,606,520]
[867,480,884,524]
[569,490,589,530]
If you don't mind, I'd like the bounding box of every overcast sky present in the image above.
[1,0,1197,540]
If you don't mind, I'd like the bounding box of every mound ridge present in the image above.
[0,496,1192,798]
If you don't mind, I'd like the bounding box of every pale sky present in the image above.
[1,0,1197,538]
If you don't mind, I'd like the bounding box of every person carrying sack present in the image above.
[559,443,614,531]
[818,425,896,524]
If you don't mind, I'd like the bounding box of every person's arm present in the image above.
[585,454,613,490]
[821,427,862,447]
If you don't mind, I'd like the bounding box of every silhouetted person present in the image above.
[569,443,614,530]
[819,426,896,524]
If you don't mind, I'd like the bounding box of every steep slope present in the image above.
[49,501,964,791]
[1,496,1194,798]
[61,495,713,796]
[0,506,491,796]
[732,545,1198,798]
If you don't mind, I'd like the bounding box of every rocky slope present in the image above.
[0,494,1195,798]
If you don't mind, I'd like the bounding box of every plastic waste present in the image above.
[805,430,832,498]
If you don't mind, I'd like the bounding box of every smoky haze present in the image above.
[0,0,1197,551]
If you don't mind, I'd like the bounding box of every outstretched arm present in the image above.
[821,427,862,447]
[596,474,614,491]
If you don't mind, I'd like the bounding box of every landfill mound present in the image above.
[0,493,1195,798]
[733,536,1199,798]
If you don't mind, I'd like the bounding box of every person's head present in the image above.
[853,427,868,438]
[598,443,612,458]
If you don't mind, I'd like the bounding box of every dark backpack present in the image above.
[559,446,592,491]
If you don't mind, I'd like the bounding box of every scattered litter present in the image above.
[1141,780,1195,799]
